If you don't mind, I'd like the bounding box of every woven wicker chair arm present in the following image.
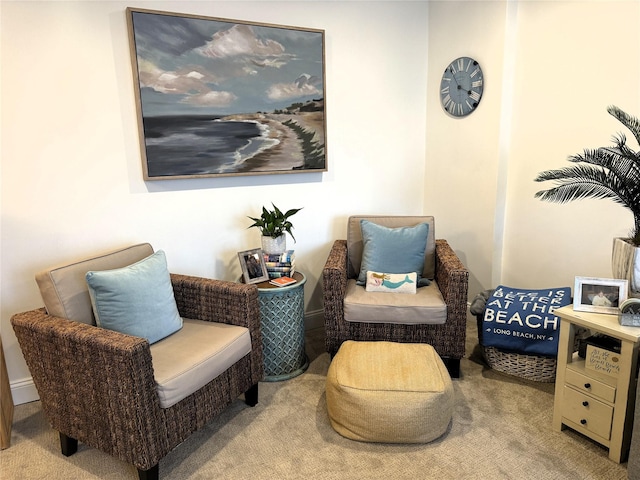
[434,239,469,305]
[322,240,348,302]
[170,274,263,384]
[10,308,163,452]
[322,240,349,354]
[170,274,260,329]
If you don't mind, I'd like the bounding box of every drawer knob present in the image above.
[582,401,589,407]
[580,419,587,425]
[584,383,591,389]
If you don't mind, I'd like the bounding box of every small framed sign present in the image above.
[238,248,269,284]
[585,344,621,378]
[573,276,628,315]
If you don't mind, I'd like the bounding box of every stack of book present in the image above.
[263,250,295,279]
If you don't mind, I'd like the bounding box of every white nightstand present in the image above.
[552,305,640,463]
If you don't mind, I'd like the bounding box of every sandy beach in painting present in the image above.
[222,112,324,173]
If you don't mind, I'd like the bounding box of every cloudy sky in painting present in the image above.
[130,11,324,116]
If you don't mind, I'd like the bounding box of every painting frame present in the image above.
[238,248,269,284]
[573,276,628,315]
[126,7,327,180]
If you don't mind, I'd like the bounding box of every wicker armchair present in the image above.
[322,216,469,377]
[11,244,263,480]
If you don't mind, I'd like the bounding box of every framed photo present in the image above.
[126,8,327,180]
[238,248,269,284]
[573,276,628,314]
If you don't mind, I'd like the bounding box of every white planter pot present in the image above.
[612,237,640,297]
[261,235,286,254]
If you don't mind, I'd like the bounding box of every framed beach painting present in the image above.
[126,8,327,180]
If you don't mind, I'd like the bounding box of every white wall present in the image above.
[426,0,508,296]
[1,1,430,403]
[502,1,640,289]
[426,1,640,296]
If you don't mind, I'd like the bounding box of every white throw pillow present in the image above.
[365,271,418,294]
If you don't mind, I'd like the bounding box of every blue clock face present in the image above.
[440,57,484,117]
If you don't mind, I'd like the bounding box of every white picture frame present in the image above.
[238,248,269,284]
[573,276,628,314]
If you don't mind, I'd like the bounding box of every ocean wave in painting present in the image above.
[142,115,277,177]
[218,120,279,173]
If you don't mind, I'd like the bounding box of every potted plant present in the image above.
[247,203,303,254]
[534,105,640,295]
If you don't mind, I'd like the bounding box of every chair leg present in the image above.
[244,383,259,406]
[138,464,159,480]
[444,358,461,378]
[59,432,78,457]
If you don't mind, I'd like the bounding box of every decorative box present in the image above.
[619,298,640,326]
[619,313,640,326]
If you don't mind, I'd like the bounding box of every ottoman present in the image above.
[326,340,453,443]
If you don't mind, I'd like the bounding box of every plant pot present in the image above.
[261,235,286,254]
[612,237,640,297]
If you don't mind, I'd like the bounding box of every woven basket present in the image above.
[475,314,558,383]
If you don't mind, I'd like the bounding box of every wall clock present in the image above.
[440,56,484,117]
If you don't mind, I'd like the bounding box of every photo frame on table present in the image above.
[126,8,327,180]
[573,276,628,314]
[238,248,269,284]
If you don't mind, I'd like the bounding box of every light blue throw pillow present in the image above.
[86,250,182,344]
[357,220,430,286]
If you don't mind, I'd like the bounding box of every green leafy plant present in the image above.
[534,105,640,246]
[247,203,303,241]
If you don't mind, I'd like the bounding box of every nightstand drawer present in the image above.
[562,386,613,440]
[565,368,616,403]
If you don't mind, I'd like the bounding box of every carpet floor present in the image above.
[0,316,630,479]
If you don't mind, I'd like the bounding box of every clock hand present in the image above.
[451,68,475,96]
[449,68,462,91]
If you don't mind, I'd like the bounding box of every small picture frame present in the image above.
[238,248,269,284]
[573,276,628,314]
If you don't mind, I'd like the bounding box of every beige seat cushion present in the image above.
[35,243,154,325]
[343,279,446,324]
[326,341,453,443]
[150,319,252,408]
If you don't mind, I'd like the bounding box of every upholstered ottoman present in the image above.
[326,340,453,443]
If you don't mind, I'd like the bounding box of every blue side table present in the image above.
[255,272,308,381]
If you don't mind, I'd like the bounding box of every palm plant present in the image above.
[534,105,640,246]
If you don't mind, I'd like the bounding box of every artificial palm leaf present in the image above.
[534,106,640,245]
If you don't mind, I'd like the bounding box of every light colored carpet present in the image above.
[0,317,629,479]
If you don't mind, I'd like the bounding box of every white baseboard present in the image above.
[11,376,39,405]
[304,308,324,331]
